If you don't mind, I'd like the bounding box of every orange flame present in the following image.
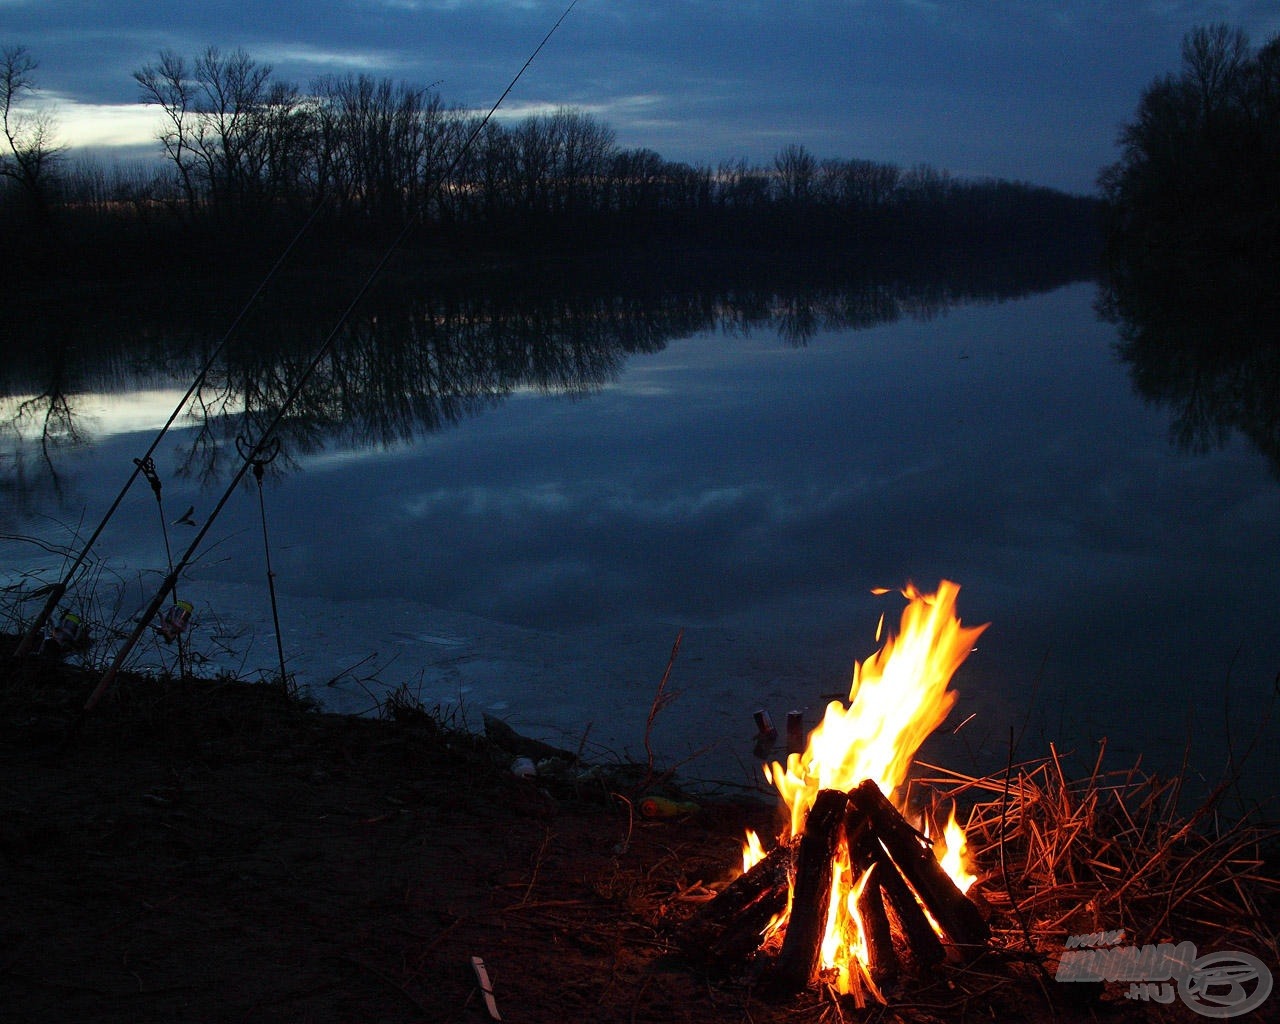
[765,581,986,837]
[744,580,986,992]
[936,805,977,894]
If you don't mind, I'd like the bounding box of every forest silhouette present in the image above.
[2,43,1098,283]
[1099,25,1280,478]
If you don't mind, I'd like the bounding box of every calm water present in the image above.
[4,274,1278,802]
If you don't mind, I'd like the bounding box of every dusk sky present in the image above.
[5,1,1280,197]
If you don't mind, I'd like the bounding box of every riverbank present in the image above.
[2,645,1274,1022]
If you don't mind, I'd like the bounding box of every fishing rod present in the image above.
[13,196,330,658]
[77,0,581,717]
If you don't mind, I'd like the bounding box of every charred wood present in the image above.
[772,789,850,990]
[851,780,989,950]
[867,831,946,967]
[846,818,898,986]
[707,886,790,964]
[678,841,791,955]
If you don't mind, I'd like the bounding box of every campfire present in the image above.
[683,581,991,1002]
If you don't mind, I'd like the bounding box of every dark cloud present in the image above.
[8,1,1279,191]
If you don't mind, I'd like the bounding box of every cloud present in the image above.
[403,482,574,519]
[255,43,404,73]
[359,0,547,10]
[36,93,159,150]
[11,1,1280,196]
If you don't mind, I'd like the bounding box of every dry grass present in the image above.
[669,740,1280,1020]
[913,743,1280,969]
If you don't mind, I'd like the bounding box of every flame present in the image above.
[936,805,977,894]
[742,828,766,874]
[817,841,880,999]
[741,580,987,993]
[765,581,987,837]
[819,840,854,992]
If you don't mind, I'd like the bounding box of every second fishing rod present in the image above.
[12,197,330,658]
[77,0,581,720]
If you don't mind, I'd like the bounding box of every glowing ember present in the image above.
[745,580,987,993]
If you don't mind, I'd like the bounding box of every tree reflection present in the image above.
[0,332,86,499]
[2,254,1091,487]
[1099,250,1280,476]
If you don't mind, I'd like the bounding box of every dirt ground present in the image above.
[0,644,1221,1024]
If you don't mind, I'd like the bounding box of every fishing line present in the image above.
[76,0,581,718]
[132,455,196,676]
[14,196,330,657]
[133,457,174,577]
[237,434,288,689]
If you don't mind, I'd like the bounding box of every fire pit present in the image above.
[682,581,991,1003]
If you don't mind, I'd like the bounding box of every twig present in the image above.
[641,629,683,791]
[999,727,1036,952]
[470,956,502,1021]
[517,825,554,907]
[612,793,635,855]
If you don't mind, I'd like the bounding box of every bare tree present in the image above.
[311,73,450,226]
[134,50,201,213]
[715,157,770,210]
[546,107,615,216]
[425,106,483,224]
[1181,24,1250,123]
[445,115,516,225]
[834,158,901,209]
[773,143,817,204]
[135,47,305,217]
[192,47,273,211]
[256,80,316,204]
[1,45,64,216]
[512,114,556,218]
[607,147,664,214]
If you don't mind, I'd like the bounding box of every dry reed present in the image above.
[912,744,1280,968]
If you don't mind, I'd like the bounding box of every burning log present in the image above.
[854,823,945,969]
[690,844,790,931]
[774,789,849,990]
[680,781,988,996]
[680,843,792,963]
[851,856,897,987]
[843,816,904,985]
[850,780,989,950]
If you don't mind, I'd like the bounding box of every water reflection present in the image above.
[3,253,1091,486]
[5,256,1279,803]
[1100,247,1280,478]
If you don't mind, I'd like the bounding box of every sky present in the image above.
[4,0,1278,196]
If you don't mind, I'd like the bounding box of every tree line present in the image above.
[1098,24,1280,476]
[1099,23,1280,262]
[3,43,1099,270]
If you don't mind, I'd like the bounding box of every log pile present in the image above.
[682,779,989,993]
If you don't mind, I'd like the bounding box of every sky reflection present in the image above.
[5,283,1278,798]
[222,285,1278,784]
